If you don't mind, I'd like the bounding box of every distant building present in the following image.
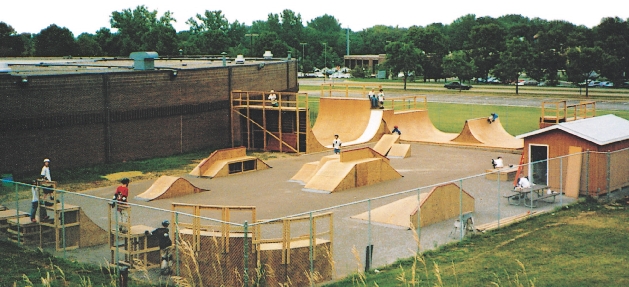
[343,54,387,76]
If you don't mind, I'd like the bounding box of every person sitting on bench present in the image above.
[491,156,504,169]
[514,176,531,191]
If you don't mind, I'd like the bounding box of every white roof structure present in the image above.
[517,114,629,146]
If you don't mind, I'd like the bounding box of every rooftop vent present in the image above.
[129,51,159,70]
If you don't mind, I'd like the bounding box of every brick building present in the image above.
[0,56,298,176]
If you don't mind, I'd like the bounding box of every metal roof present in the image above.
[517,114,629,146]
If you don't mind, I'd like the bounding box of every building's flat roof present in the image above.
[517,114,629,146]
[0,57,287,76]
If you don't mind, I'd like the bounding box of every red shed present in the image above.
[517,114,629,197]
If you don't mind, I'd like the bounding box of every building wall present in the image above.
[522,130,629,195]
[0,60,298,176]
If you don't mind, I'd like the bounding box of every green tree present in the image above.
[0,22,25,56]
[443,50,476,90]
[468,22,506,80]
[384,42,424,90]
[492,37,533,94]
[406,25,448,82]
[446,14,477,51]
[593,17,629,85]
[95,28,121,56]
[34,24,77,56]
[566,46,603,97]
[76,33,103,56]
[110,5,178,55]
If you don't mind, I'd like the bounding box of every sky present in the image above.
[2,0,628,35]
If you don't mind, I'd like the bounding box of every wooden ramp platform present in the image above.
[135,176,208,202]
[298,147,402,193]
[351,183,475,228]
[372,134,400,155]
[189,146,271,178]
[387,144,411,158]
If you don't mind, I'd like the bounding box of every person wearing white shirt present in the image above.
[515,176,531,191]
[41,158,51,181]
[492,156,504,168]
[332,134,342,154]
[377,89,385,109]
[268,90,278,107]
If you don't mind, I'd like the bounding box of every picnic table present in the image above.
[504,185,561,208]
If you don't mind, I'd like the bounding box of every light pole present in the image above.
[300,42,307,72]
[245,33,259,57]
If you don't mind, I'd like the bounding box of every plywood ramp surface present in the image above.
[79,209,108,247]
[373,134,400,155]
[135,176,207,201]
[290,155,339,184]
[190,146,248,177]
[388,144,411,158]
[451,118,523,149]
[383,110,457,143]
[312,98,387,148]
[302,148,401,193]
[351,183,474,228]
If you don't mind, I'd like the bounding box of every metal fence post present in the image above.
[243,221,249,287]
[497,171,501,229]
[607,151,611,200]
[309,212,314,287]
[61,190,66,258]
[560,157,563,206]
[459,180,463,241]
[15,183,20,245]
[366,198,372,271]
[175,212,180,276]
[416,188,421,255]
[586,150,590,196]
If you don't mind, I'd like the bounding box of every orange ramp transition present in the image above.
[312,98,388,148]
[383,109,522,150]
[297,147,402,193]
[382,109,457,144]
[351,183,475,229]
[135,176,208,202]
[450,117,523,149]
[189,146,271,178]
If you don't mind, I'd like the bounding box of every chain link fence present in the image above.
[1,147,629,286]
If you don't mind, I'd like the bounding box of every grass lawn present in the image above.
[324,199,629,287]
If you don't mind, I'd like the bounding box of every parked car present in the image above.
[235,55,245,64]
[587,81,600,87]
[444,82,472,90]
[600,81,614,88]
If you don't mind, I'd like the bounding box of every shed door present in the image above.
[530,145,548,186]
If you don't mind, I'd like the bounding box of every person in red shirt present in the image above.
[114,178,130,204]
[112,178,130,232]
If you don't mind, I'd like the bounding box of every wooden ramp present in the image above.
[387,144,411,158]
[189,146,271,178]
[373,134,400,155]
[382,109,457,143]
[451,118,523,149]
[79,209,108,247]
[312,97,389,148]
[351,183,475,229]
[135,176,208,202]
[301,148,402,193]
[289,155,339,184]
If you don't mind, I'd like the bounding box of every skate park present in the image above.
[4,86,608,285]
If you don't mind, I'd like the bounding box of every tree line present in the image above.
[1,6,628,90]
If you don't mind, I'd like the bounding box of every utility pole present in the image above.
[300,42,307,72]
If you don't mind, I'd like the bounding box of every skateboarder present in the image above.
[487,113,498,124]
[491,156,504,169]
[377,89,385,109]
[392,125,401,135]
[332,134,342,154]
[145,220,173,275]
[111,178,130,231]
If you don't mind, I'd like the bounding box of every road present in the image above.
[298,78,629,111]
